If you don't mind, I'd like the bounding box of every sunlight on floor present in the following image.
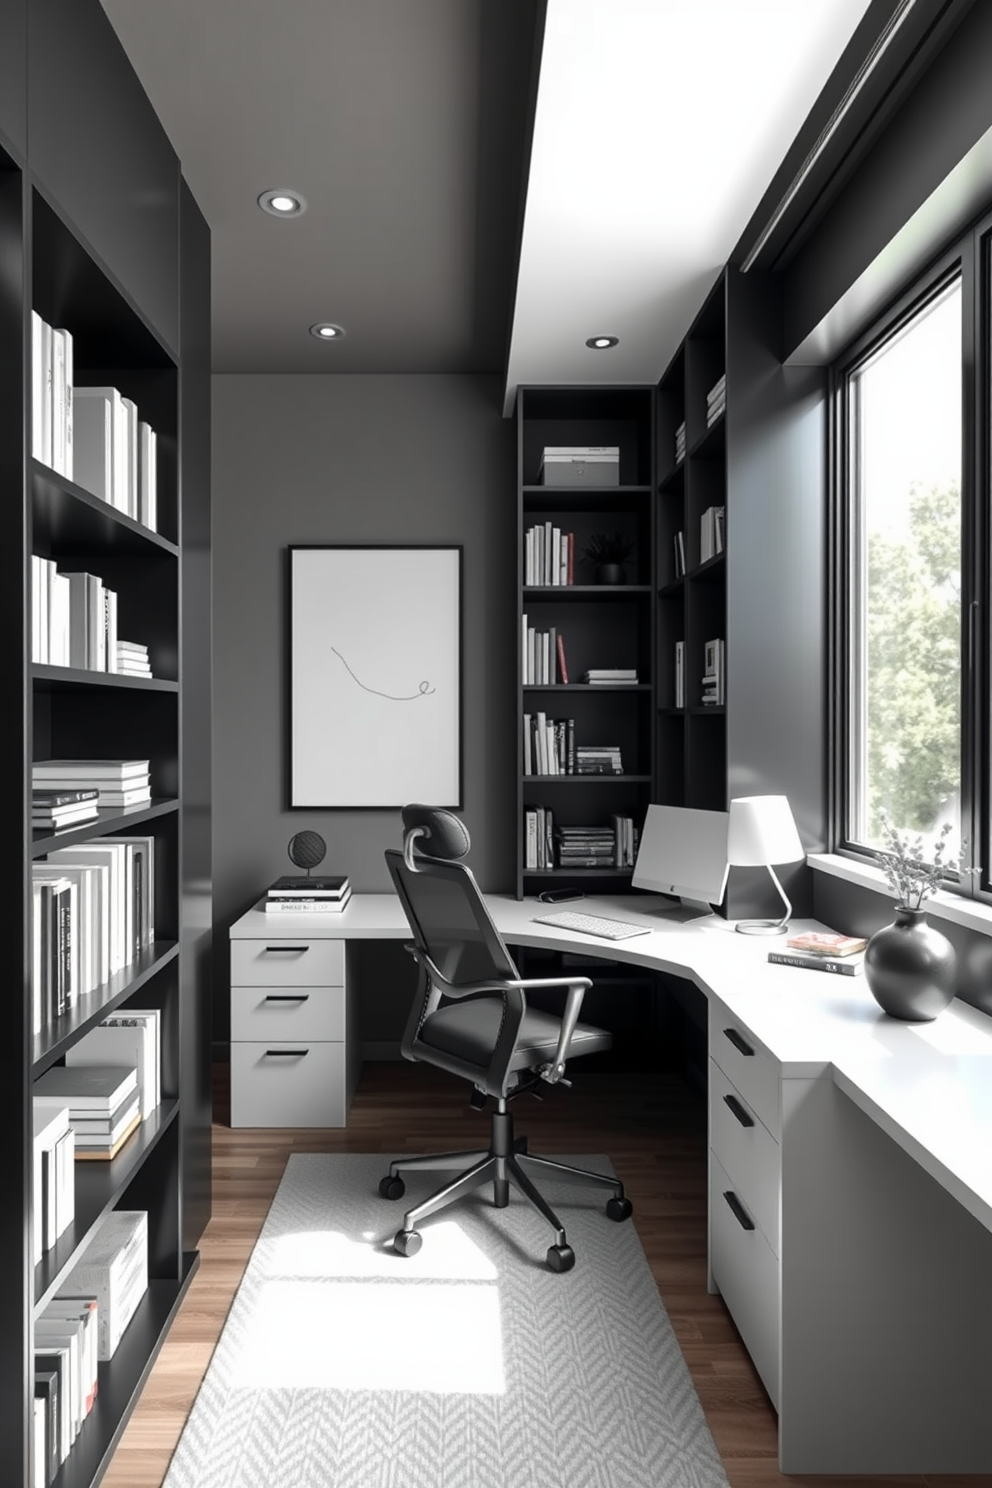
[231,1276,506,1394]
[266,1219,499,1281]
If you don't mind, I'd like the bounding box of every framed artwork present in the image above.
[289,545,462,808]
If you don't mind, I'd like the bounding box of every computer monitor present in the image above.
[632,804,729,917]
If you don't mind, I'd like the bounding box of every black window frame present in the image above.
[830,208,992,901]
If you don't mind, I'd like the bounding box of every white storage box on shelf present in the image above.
[539,445,620,486]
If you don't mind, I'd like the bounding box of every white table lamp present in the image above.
[727,795,804,935]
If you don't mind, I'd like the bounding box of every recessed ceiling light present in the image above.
[586,335,619,350]
[309,322,345,341]
[258,188,307,217]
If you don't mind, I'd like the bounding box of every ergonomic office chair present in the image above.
[381,804,633,1272]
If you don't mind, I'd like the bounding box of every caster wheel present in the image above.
[606,1195,633,1222]
[546,1243,575,1273]
[394,1228,422,1258]
[379,1175,405,1201]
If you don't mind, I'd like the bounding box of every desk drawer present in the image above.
[231,937,344,988]
[231,1041,346,1127]
[231,985,346,1042]
[709,1058,780,1255]
[710,1151,780,1409]
[709,1001,780,1141]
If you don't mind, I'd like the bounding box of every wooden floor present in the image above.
[102,1061,988,1488]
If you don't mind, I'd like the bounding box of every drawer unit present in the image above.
[231,1041,348,1127]
[231,937,345,987]
[709,1057,781,1254]
[230,929,359,1128]
[709,998,780,1140]
[231,985,346,1042]
[710,1151,781,1409]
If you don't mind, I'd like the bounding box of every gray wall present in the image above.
[211,373,517,1043]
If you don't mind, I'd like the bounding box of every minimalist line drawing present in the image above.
[330,646,435,700]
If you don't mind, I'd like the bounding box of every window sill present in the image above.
[807,853,992,940]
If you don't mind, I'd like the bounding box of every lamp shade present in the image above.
[727,795,803,867]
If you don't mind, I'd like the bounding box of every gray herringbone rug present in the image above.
[163,1153,730,1488]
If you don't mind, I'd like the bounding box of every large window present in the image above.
[844,275,963,862]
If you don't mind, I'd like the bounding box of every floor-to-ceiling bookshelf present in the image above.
[0,25,210,1485]
[515,387,655,898]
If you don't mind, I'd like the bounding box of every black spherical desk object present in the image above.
[287,830,326,875]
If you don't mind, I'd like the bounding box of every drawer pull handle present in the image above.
[264,994,310,1002]
[264,1048,310,1057]
[723,1093,754,1127]
[263,945,310,954]
[723,1190,755,1231]
[723,1027,754,1058]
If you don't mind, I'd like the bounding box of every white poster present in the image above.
[290,547,461,807]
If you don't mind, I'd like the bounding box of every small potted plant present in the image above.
[863,812,967,1021]
[581,531,635,585]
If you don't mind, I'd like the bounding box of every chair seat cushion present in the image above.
[418,996,612,1071]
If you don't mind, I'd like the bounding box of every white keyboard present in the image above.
[533,909,651,941]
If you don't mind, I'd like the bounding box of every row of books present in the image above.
[523,810,638,870]
[700,505,725,563]
[524,523,575,586]
[702,638,726,706]
[34,758,152,812]
[264,874,351,913]
[31,834,156,1034]
[523,714,627,776]
[30,557,151,677]
[34,1211,148,1484]
[707,373,726,427]
[521,617,568,685]
[31,311,159,529]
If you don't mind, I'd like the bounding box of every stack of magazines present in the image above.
[264,874,351,913]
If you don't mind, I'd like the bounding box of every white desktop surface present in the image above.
[233,890,992,1226]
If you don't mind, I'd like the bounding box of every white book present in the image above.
[102,1008,161,1109]
[104,587,118,673]
[40,317,53,467]
[62,572,94,670]
[31,554,42,663]
[51,329,66,475]
[61,327,73,482]
[138,421,157,529]
[37,554,50,664]
[72,389,114,503]
[74,386,127,510]
[34,758,151,779]
[31,311,44,461]
[121,396,139,518]
[33,1103,70,1262]
[31,882,43,1036]
[33,1397,45,1488]
[50,569,70,668]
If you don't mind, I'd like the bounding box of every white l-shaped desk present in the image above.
[230,892,992,1475]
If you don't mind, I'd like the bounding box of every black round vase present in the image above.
[863,906,956,1022]
[595,563,626,585]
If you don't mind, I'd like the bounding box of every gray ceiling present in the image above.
[100,0,538,375]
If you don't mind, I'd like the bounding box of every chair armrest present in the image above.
[505,975,591,1084]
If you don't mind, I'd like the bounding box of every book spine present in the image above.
[767,952,861,976]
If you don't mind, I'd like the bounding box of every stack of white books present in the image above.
[117,640,152,677]
[66,1009,161,1120]
[59,1209,148,1360]
[32,1103,75,1264]
[265,874,352,913]
[72,385,158,529]
[30,558,119,672]
[33,759,152,810]
[32,787,99,832]
[34,1065,142,1160]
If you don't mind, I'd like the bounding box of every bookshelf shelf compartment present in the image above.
[34,1100,180,1309]
[32,941,180,1076]
[523,775,652,784]
[31,799,180,858]
[32,665,179,694]
[47,1261,199,1488]
[32,462,179,557]
[686,415,726,463]
[522,486,651,516]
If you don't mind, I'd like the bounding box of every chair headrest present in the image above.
[401,805,471,867]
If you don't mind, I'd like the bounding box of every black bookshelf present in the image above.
[516,387,656,897]
[0,9,211,1484]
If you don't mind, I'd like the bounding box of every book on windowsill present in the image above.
[768,950,864,976]
[786,931,867,957]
